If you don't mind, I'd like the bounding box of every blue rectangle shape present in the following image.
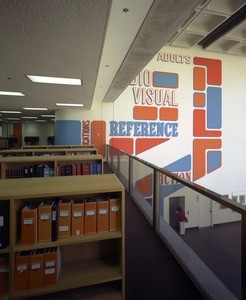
[55,120,81,145]
[153,72,178,88]
[207,87,222,129]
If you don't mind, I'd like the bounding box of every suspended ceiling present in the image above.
[0,0,245,122]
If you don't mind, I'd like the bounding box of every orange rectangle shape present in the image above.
[0,255,9,294]
[159,107,178,121]
[91,120,106,158]
[29,250,43,290]
[71,202,84,236]
[133,106,158,120]
[109,198,121,231]
[21,204,37,245]
[84,201,97,234]
[14,252,30,292]
[38,201,53,242]
[58,199,71,239]
[43,247,61,287]
[97,200,109,233]
[193,66,206,91]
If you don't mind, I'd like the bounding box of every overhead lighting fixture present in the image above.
[55,103,84,107]
[0,91,25,96]
[6,118,20,120]
[26,75,82,86]
[23,107,48,111]
[0,111,21,114]
[41,114,55,117]
[21,117,37,119]
[35,120,46,122]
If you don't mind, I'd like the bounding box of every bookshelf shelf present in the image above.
[0,154,103,179]
[21,144,95,149]
[0,174,125,299]
[13,231,122,252]
[0,147,98,157]
[13,258,122,299]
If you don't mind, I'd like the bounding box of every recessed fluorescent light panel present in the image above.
[21,117,37,119]
[41,114,55,117]
[55,103,84,107]
[0,91,25,96]
[0,111,21,114]
[26,75,82,85]
[23,107,48,111]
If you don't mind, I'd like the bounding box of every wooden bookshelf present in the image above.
[0,155,103,179]
[0,147,97,157]
[21,145,95,149]
[0,174,125,299]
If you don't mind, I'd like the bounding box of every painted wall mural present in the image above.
[110,54,222,183]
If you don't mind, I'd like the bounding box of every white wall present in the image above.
[22,121,54,145]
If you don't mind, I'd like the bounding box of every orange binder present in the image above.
[43,247,61,287]
[109,198,121,231]
[84,200,97,234]
[0,255,9,294]
[97,200,109,233]
[38,201,53,242]
[58,199,71,239]
[14,251,30,292]
[21,204,37,245]
[71,202,84,237]
[29,249,43,290]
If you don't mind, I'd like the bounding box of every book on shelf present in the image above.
[97,199,109,233]
[52,202,58,242]
[29,249,44,290]
[71,201,84,237]
[76,163,82,175]
[38,201,55,242]
[84,199,97,234]
[109,198,121,231]
[58,199,71,239]
[0,201,10,249]
[14,251,30,292]
[82,163,90,175]
[21,204,37,245]
[43,247,61,287]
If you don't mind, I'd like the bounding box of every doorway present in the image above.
[169,196,185,231]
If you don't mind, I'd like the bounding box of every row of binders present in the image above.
[21,198,121,245]
[6,164,54,179]
[14,247,61,292]
[56,162,102,176]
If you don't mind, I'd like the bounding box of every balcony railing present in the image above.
[106,144,246,300]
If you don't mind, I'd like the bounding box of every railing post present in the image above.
[153,170,160,231]
[129,157,133,197]
[242,213,246,299]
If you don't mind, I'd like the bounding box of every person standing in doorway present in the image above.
[176,206,186,235]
